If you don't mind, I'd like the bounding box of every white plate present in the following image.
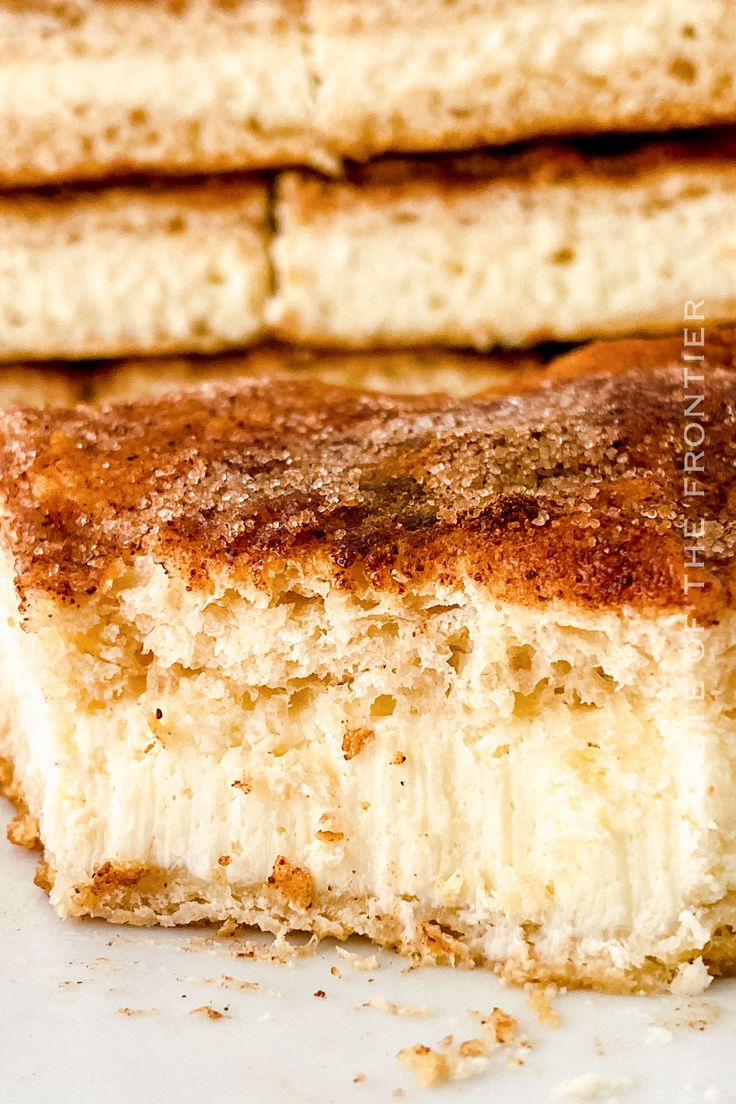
[2,836,734,1104]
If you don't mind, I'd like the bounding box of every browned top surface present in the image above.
[1,331,735,618]
[0,175,267,221]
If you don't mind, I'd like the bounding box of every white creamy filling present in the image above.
[0,555,55,817]
[42,699,720,964]
[3,555,735,972]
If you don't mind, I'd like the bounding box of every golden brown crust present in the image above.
[545,328,736,383]
[0,174,267,226]
[0,365,86,408]
[1,330,735,617]
[342,727,375,760]
[58,859,736,994]
[267,856,314,910]
[91,861,155,892]
[0,760,42,850]
[0,755,25,811]
[33,859,53,894]
[282,128,736,218]
[86,344,549,402]
[6,812,41,850]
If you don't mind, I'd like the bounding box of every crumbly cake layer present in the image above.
[0,0,329,188]
[1,333,734,992]
[0,367,81,409]
[0,756,40,851]
[271,134,736,348]
[2,0,736,187]
[0,179,270,361]
[309,0,736,160]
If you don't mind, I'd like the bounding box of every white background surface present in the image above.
[1,835,735,1104]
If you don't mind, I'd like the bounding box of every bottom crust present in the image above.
[41,856,736,995]
[0,756,40,851]
[4,761,735,995]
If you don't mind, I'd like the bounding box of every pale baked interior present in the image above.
[0,179,270,361]
[0,0,329,188]
[2,0,736,187]
[0,366,81,408]
[309,0,736,159]
[87,346,548,402]
[3,133,736,362]
[0,346,548,410]
[271,136,736,349]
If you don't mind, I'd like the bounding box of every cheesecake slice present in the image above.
[1,332,735,993]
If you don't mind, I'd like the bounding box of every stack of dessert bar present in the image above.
[1,0,735,995]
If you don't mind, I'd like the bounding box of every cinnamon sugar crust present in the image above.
[53,859,736,995]
[545,327,736,383]
[0,174,267,222]
[0,331,734,616]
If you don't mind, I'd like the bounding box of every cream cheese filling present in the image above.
[2,553,735,978]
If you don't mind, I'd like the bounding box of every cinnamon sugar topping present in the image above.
[0,333,734,616]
